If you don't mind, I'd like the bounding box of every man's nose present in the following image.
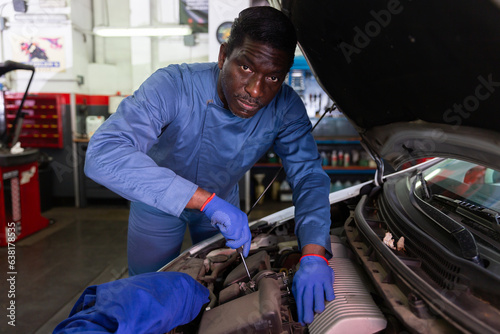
[245,76,263,98]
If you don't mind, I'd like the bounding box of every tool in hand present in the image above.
[237,246,252,281]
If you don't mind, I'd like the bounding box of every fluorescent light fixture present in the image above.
[93,26,192,37]
[14,13,69,23]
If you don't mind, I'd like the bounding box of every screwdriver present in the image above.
[237,246,252,281]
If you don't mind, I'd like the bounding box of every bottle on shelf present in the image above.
[271,180,281,201]
[338,150,344,167]
[280,180,293,202]
[321,151,328,166]
[359,152,370,167]
[351,149,360,165]
[254,173,266,205]
[344,152,350,167]
[330,180,343,192]
[331,150,337,166]
[267,150,278,163]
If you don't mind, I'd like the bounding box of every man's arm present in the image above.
[85,69,199,218]
[272,86,334,325]
[301,243,326,256]
[186,187,212,210]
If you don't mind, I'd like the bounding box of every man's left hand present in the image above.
[292,254,335,325]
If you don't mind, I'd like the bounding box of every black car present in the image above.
[161,1,500,333]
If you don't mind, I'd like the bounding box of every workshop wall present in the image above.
[0,0,87,93]
[0,0,214,96]
[92,0,211,95]
[208,0,249,62]
[0,0,257,205]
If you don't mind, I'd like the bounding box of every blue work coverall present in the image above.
[53,272,209,333]
[84,62,332,275]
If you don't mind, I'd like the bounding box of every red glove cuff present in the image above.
[200,193,216,212]
[300,254,329,265]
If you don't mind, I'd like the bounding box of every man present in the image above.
[85,6,334,325]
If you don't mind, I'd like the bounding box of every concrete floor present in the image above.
[0,199,289,334]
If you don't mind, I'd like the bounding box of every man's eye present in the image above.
[269,76,279,82]
[241,65,251,72]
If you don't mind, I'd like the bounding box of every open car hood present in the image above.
[278,0,500,170]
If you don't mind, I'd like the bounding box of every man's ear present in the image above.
[218,43,227,70]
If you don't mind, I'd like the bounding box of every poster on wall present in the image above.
[180,0,208,33]
[9,35,66,73]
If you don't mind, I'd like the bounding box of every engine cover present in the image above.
[198,277,282,334]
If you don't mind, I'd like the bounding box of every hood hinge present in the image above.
[360,141,384,186]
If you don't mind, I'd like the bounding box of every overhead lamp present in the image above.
[14,13,69,23]
[93,25,192,37]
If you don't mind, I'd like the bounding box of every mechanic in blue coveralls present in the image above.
[85,6,334,325]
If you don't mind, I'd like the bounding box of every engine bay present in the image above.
[160,174,500,333]
[161,202,387,334]
[163,221,307,333]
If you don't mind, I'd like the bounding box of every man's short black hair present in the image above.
[226,6,297,70]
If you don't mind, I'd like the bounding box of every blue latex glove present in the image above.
[292,255,335,325]
[202,194,252,257]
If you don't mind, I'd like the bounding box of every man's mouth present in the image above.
[236,98,260,112]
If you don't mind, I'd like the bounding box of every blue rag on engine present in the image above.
[53,271,209,333]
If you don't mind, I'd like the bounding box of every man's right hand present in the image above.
[201,194,251,257]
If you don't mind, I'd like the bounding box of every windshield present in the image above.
[422,159,500,212]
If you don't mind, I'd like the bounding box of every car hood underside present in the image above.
[278,0,500,169]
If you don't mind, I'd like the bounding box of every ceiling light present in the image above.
[93,26,192,37]
[14,13,69,23]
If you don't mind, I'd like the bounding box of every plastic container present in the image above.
[86,116,105,137]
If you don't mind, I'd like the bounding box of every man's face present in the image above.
[217,38,290,119]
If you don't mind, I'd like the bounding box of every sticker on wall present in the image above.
[20,166,36,185]
[9,35,66,73]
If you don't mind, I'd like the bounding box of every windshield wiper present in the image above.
[433,194,500,234]
[410,171,483,266]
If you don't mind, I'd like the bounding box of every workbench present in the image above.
[73,137,123,208]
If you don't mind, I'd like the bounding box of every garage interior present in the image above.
[0,1,379,333]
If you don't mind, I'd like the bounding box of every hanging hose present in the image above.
[0,60,35,148]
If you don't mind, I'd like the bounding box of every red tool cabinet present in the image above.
[4,93,63,149]
[0,149,49,246]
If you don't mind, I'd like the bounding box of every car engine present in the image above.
[162,208,387,334]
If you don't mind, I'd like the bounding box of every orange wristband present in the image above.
[200,193,216,212]
[300,254,329,265]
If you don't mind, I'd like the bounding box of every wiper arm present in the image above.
[433,194,500,234]
[410,171,483,266]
